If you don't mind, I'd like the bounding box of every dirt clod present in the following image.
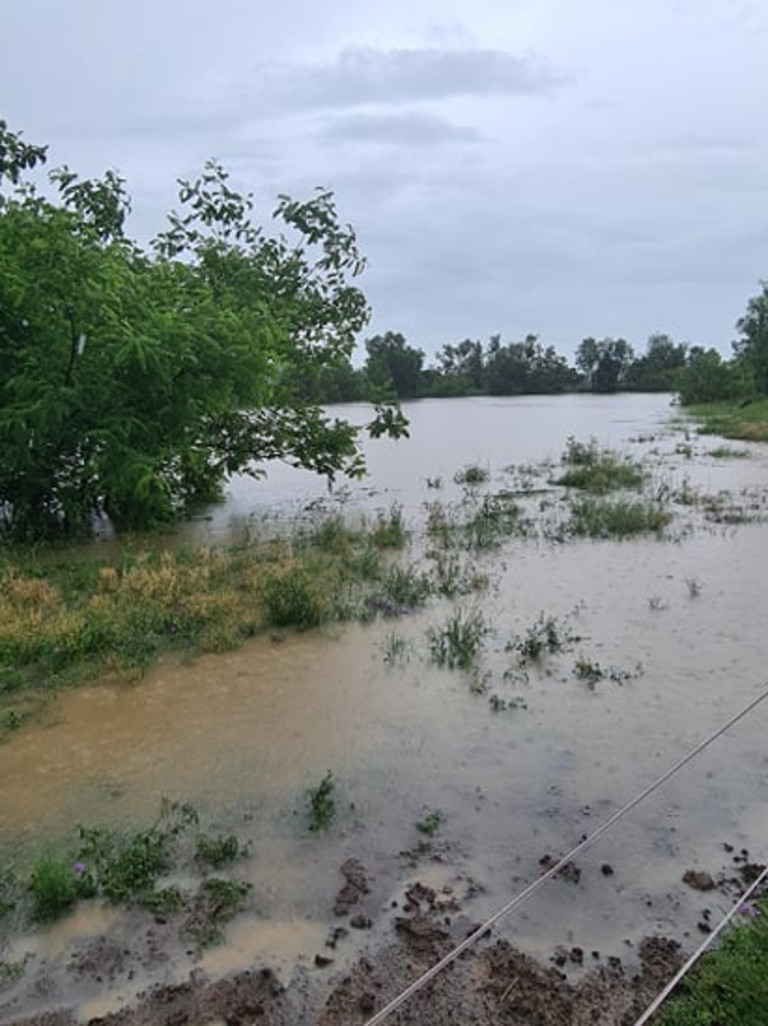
[333,859,370,916]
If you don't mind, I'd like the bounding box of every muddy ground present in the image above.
[2,847,762,1026]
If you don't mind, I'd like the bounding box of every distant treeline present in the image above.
[291,325,763,405]
[293,277,768,406]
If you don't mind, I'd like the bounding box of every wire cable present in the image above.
[362,684,768,1026]
[631,861,768,1026]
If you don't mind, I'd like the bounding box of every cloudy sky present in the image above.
[3,0,767,359]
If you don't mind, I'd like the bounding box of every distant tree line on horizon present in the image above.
[291,298,768,406]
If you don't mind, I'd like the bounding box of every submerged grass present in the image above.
[554,437,644,494]
[0,512,434,738]
[11,799,250,947]
[568,497,672,539]
[428,608,489,671]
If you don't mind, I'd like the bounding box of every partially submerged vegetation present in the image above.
[8,431,749,739]
[1,801,252,950]
[568,497,672,539]
[686,399,768,443]
[554,437,645,494]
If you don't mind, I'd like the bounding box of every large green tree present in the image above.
[576,337,634,393]
[734,281,768,394]
[624,333,688,392]
[0,121,406,538]
[363,332,425,399]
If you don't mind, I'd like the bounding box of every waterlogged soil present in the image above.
[2,395,768,1025]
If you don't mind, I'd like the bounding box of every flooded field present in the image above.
[2,393,768,1024]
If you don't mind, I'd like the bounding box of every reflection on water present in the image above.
[2,393,768,1012]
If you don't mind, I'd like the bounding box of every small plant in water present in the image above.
[453,464,489,486]
[573,656,604,689]
[425,476,443,489]
[685,576,703,598]
[0,865,17,919]
[415,809,444,836]
[428,608,489,671]
[648,595,667,611]
[381,631,411,668]
[372,504,407,549]
[28,851,92,923]
[306,771,337,832]
[489,694,527,713]
[511,614,576,666]
[195,833,246,869]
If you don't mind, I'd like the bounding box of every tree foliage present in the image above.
[0,121,406,538]
[623,333,688,392]
[575,337,634,393]
[363,332,425,399]
[734,280,768,394]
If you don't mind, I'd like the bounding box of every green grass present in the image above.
[685,399,768,442]
[428,608,489,671]
[10,801,252,941]
[28,850,91,922]
[463,494,524,550]
[194,832,247,869]
[656,897,768,1026]
[371,504,408,549]
[509,614,577,665]
[0,513,432,738]
[555,437,644,494]
[415,809,444,836]
[708,445,752,459]
[453,464,490,486]
[305,771,337,832]
[569,497,672,538]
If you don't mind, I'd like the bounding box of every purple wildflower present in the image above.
[73,862,86,876]
[738,901,760,917]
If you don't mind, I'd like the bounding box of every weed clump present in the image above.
[261,566,325,628]
[555,437,644,494]
[415,810,444,836]
[76,799,198,905]
[463,494,523,550]
[28,852,92,923]
[454,464,489,486]
[195,833,247,869]
[428,608,489,671]
[306,771,337,832]
[510,614,577,666]
[569,497,671,538]
[372,504,407,549]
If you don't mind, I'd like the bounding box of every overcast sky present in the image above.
[3,0,767,359]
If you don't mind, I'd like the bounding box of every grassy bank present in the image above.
[685,399,768,442]
[0,508,423,740]
[656,895,768,1025]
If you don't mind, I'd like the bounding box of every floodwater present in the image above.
[2,393,768,1019]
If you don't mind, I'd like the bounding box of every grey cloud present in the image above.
[252,46,569,114]
[318,111,483,146]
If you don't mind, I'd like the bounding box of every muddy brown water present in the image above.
[2,394,768,1022]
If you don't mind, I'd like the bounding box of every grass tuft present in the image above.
[555,437,644,494]
[569,497,671,538]
[428,608,489,671]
